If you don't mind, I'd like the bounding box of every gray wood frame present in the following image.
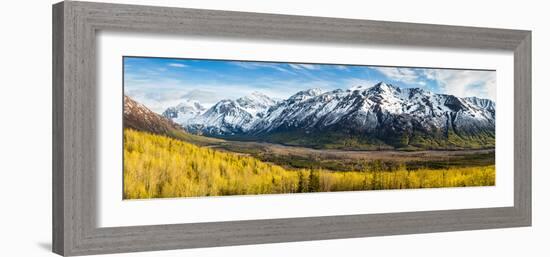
[52,1,531,256]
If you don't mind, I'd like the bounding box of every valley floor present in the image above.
[123,129,495,199]
[208,139,495,172]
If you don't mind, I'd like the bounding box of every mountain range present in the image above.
[154,82,496,150]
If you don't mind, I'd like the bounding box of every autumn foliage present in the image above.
[123,129,495,199]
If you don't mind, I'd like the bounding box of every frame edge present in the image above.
[52,1,66,256]
[514,31,532,227]
[53,1,533,256]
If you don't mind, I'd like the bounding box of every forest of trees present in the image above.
[123,129,495,199]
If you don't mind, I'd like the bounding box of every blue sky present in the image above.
[124,57,496,113]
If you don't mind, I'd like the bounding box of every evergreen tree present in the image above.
[297,171,306,193]
[308,170,320,192]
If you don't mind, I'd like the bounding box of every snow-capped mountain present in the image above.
[175,82,495,149]
[235,91,278,117]
[254,82,495,135]
[162,100,206,125]
[181,92,278,136]
[286,88,325,102]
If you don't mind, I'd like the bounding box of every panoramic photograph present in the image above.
[122,56,496,200]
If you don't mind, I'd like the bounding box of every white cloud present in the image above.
[372,67,419,84]
[422,69,496,100]
[288,64,321,70]
[168,63,187,68]
[124,74,351,113]
[344,78,379,90]
[232,62,295,74]
[334,65,349,71]
[372,66,495,100]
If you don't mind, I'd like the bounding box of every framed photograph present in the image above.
[53,1,531,256]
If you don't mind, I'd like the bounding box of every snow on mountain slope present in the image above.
[183,92,278,135]
[251,88,347,132]
[162,100,206,125]
[235,91,278,117]
[286,88,325,102]
[175,82,495,149]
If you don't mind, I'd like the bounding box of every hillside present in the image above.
[124,95,223,146]
[124,95,184,134]
[123,129,495,199]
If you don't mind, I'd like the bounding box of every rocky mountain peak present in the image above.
[159,82,495,149]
